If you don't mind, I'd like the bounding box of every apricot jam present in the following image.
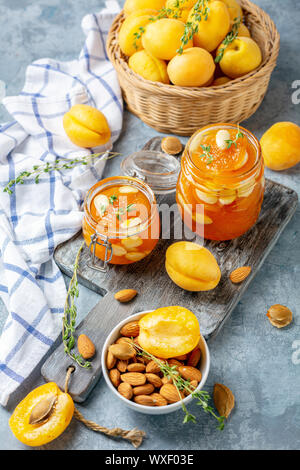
[83,176,160,265]
[176,124,265,241]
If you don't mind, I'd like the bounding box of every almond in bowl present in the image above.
[101,309,210,416]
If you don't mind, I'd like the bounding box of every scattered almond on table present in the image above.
[114,289,138,302]
[229,266,252,284]
[77,334,96,359]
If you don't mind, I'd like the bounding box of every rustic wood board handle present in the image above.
[41,292,139,402]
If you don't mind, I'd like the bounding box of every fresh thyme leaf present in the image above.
[200,144,213,164]
[215,16,241,63]
[133,341,224,428]
[3,152,119,195]
[224,128,244,149]
[177,0,210,54]
[109,194,117,204]
[62,242,91,369]
[133,26,146,50]
[127,203,135,212]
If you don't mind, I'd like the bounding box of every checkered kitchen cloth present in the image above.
[0,2,122,406]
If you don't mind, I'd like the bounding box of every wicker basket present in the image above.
[107,0,280,136]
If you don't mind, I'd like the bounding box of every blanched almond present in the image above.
[195,188,218,205]
[125,252,146,262]
[134,395,156,406]
[111,244,127,256]
[121,372,146,386]
[120,320,140,336]
[109,369,121,388]
[109,342,135,360]
[133,384,155,396]
[94,194,109,216]
[145,373,163,388]
[119,185,138,194]
[192,213,213,225]
[118,382,133,400]
[178,366,202,382]
[121,236,143,250]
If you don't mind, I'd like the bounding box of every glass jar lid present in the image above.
[121,150,181,195]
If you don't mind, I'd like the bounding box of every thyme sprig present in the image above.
[215,16,241,63]
[225,128,244,149]
[3,151,119,195]
[62,242,91,368]
[177,0,210,54]
[133,26,146,50]
[200,144,213,164]
[133,342,225,429]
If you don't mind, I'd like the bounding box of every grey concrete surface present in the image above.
[0,0,299,450]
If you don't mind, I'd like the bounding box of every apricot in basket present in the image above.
[138,306,201,358]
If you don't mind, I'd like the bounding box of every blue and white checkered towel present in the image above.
[0,2,122,406]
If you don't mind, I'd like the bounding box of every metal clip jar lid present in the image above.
[121,150,181,195]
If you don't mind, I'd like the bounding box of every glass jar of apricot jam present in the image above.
[82,176,160,266]
[176,124,265,241]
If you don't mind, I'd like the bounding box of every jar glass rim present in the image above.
[185,123,262,180]
[83,175,158,239]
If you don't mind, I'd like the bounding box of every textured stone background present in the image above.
[0,0,299,450]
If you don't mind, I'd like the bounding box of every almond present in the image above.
[118,382,133,400]
[187,347,201,367]
[213,383,235,418]
[133,384,155,396]
[106,350,116,370]
[146,360,161,374]
[178,366,202,382]
[109,369,121,388]
[117,360,128,373]
[160,384,184,403]
[29,394,57,425]
[109,342,135,360]
[151,393,168,407]
[120,321,140,337]
[145,373,163,388]
[121,372,146,386]
[116,337,134,345]
[184,379,198,396]
[167,359,182,368]
[162,376,172,385]
[174,354,188,361]
[229,266,251,284]
[77,334,95,359]
[127,363,146,372]
[134,395,156,406]
[114,289,138,303]
[266,304,293,328]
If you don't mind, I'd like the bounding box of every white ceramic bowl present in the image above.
[101,311,210,415]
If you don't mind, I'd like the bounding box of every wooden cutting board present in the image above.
[41,137,298,402]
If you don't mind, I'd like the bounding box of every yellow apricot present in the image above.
[165,0,197,22]
[167,47,215,87]
[129,50,169,83]
[260,122,300,171]
[124,0,165,16]
[165,241,221,291]
[237,22,250,37]
[220,0,243,22]
[119,14,153,57]
[188,1,230,52]
[9,382,74,447]
[142,18,193,60]
[63,104,111,148]
[138,306,201,358]
[212,76,231,86]
[217,36,262,78]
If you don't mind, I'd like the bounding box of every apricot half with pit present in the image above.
[165,241,221,291]
[138,306,201,358]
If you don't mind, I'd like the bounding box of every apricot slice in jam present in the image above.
[138,306,200,359]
